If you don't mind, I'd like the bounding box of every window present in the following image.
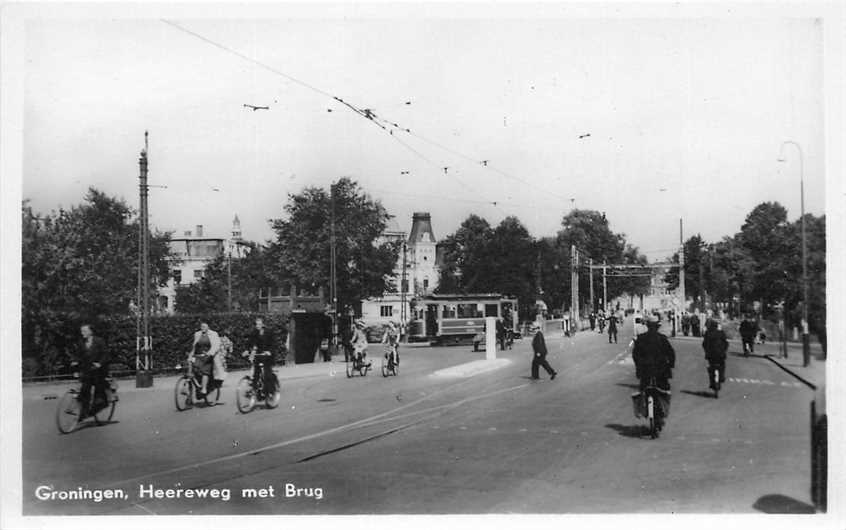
[423,278,429,291]
[442,305,456,318]
[485,304,499,317]
[172,269,182,284]
[380,305,393,317]
[193,269,204,280]
[456,304,483,318]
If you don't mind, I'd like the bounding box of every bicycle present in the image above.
[381,345,399,377]
[235,352,281,413]
[707,363,724,398]
[174,356,222,411]
[631,376,670,439]
[346,347,371,378]
[55,373,118,434]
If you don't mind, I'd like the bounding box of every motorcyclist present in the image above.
[702,318,728,394]
[631,315,676,432]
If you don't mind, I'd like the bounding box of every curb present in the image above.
[763,355,817,390]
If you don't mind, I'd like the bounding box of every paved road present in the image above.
[21,321,819,515]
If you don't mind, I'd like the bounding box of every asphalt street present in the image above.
[21,320,820,515]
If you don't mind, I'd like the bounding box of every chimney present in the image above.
[196,225,203,237]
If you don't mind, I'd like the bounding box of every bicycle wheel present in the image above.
[381,357,389,377]
[647,396,657,439]
[392,360,399,376]
[174,376,193,411]
[360,363,368,377]
[93,400,116,425]
[265,375,281,409]
[56,391,82,434]
[235,376,256,413]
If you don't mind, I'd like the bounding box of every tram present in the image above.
[407,293,518,345]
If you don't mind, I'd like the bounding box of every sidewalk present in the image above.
[672,334,826,389]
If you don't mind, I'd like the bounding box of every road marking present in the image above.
[727,377,803,388]
[99,380,531,491]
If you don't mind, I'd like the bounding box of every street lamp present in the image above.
[778,140,809,367]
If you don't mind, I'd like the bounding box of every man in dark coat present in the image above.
[690,313,701,337]
[247,317,277,394]
[739,315,758,356]
[530,322,557,380]
[589,312,596,331]
[702,318,728,392]
[74,324,111,417]
[607,313,618,344]
[632,315,675,430]
[681,312,691,336]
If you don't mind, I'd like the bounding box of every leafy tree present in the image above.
[21,189,172,373]
[436,214,494,293]
[268,177,399,314]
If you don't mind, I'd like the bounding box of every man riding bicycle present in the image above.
[73,324,111,418]
[245,317,277,395]
[702,318,728,392]
[632,315,676,432]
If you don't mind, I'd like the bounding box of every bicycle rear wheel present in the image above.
[235,376,256,413]
[265,375,281,409]
[174,376,193,411]
[56,391,81,434]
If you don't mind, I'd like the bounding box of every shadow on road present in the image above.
[752,494,815,514]
[615,383,640,390]
[605,423,646,439]
[728,351,765,359]
[681,389,716,399]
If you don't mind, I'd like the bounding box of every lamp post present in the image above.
[778,140,809,367]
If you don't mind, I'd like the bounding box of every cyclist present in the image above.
[702,318,728,392]
[631,315,676,432]
[351,319,371,368]
[189,322,221,398]
[381,321,400,368]
[739,314,758,356]
[73,323,111,418]
[245,317,277,395]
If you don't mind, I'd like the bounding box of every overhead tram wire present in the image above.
[161,20,568,213]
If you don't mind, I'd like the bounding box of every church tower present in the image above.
[408,212,439,295]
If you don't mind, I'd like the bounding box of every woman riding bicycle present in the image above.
[381,321,400,368]
[189,322,221,398]
[351,319,371,368]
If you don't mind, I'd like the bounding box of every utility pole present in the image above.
[678,218,685,315]
[227,246,232,312]
[602,260,607,312]
[330,185,338,357]
[570,245,579,332]
[401,241,408,341]
[588,258,594,314]
[136,132,152,388]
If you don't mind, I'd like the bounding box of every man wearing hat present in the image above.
[530,321,557,380]
[632,315,676,430]
[702,318,728,394]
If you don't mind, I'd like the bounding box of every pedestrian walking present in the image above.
[681,312,691,336]
[739,314,758,356]
[702,319,728,391]
[589,312,596,331]
[607,313,618,344]
[530,322,557,380]
[690,313,701,337]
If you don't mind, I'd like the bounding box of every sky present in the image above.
[18,5,829,263]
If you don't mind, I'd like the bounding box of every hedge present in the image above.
[24,312,290,377]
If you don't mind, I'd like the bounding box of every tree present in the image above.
[268,178,399,313]
[436,214,494,294]
[21,189,172,373]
